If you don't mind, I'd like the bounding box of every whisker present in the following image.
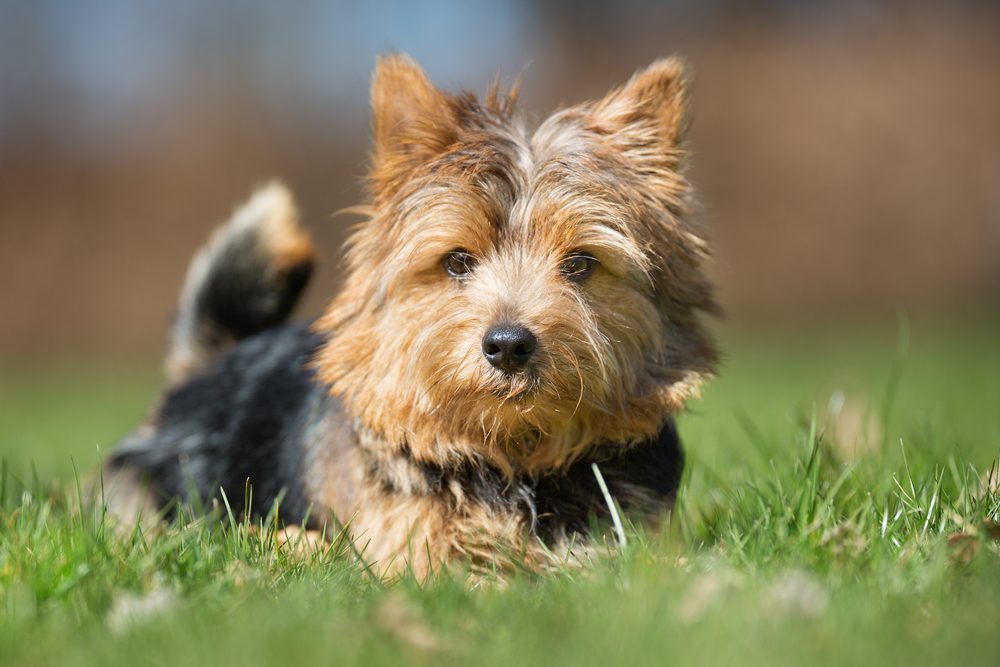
[556,342,587,419]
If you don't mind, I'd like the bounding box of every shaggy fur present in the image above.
[103,54,718,577]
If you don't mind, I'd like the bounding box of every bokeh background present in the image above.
[0,0,998,484]
[2,0,998,361]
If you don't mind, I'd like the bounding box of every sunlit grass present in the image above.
[1,320,998,666]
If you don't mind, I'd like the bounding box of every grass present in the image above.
[1,318,999,666]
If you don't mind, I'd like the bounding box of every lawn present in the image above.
[1,318,999,666]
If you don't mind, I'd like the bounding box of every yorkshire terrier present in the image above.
[103,54,718,576]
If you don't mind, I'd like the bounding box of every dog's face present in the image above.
[316,55,717,473]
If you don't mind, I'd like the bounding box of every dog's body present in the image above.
[109,320,685,571]
[104,55,717,576]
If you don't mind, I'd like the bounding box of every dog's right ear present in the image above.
[369,53,459,199]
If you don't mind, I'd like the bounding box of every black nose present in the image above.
[482,324,537,372]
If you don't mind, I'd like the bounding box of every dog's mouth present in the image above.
[487,373,539,402]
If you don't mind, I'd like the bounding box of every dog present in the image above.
[103,53,718,577]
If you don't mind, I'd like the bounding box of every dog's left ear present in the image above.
[592,57,690,151]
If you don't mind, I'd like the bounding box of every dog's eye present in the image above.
[560,253,598,282]
[443,250,476,278]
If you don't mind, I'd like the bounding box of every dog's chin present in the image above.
[435,363,588,431]
[481,370,583,422]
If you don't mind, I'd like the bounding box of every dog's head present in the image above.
[316,54,717,474]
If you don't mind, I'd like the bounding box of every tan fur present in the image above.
[314,55,716,481]
[344,477,565,580]
[302,55,717,574]
[302,423,558,578]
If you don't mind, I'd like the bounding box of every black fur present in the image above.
[199,238,314,341]
[399,424,683,542]
[110,322,334,522]
[109,322,685,544]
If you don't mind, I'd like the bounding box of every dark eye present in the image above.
[560,252,598,282]
[443,249,476,278]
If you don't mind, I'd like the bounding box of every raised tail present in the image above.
[165,181,316,385]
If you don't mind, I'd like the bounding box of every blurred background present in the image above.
[1,0,998,361]
[0,1,999,482]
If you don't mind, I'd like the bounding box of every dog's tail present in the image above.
[165,181,316,385]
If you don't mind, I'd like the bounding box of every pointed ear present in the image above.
[592,57,690,148]
[370,53,459,195]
